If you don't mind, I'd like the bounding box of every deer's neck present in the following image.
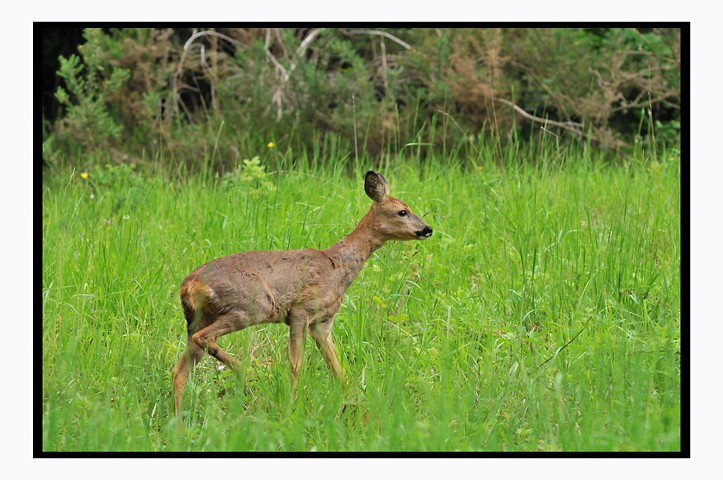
[325,208,385,288]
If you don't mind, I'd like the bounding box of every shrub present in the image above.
[43,27,681,170]
[51,28,131,158]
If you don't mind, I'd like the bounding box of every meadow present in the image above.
[41,144,681,452]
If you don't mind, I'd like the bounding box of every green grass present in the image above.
[41,147,681,452]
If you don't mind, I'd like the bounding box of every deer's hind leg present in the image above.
[191,312,250,371]
[173,339,206,425]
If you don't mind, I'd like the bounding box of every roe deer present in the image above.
[172,171,432,423]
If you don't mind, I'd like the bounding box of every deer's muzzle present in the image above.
[416,226,433,239]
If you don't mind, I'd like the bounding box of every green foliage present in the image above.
[52,29,131,156]
[43,27,681,171]
[42,144,681,452]
[220,156,275,195]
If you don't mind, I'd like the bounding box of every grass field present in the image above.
[41,146,681,452]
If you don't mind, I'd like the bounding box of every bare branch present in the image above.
[496,98,584,133]
[345,29,412,50]
[265,28,289,79]
[183,30,242,51]
[262,28,323,120]
[172,30,243,116]
[379,36,389,94]
[296,28,322,58]
[272,28,291,60]
[287,28,322,78]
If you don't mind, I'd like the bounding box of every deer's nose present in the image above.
[416,226,433,239]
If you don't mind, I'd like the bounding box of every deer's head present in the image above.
[364,171,433,241]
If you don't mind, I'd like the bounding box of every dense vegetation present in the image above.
[42,27,681,172]
[42,142,681,452]
[40,27,682,452]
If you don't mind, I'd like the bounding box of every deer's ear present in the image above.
[364,171,389,202]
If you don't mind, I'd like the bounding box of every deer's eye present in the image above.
[398,210,408,217]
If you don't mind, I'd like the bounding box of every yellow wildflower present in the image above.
[80,172,89,180]
[267,141,275,148]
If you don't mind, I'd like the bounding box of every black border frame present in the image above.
[35,22,690,458]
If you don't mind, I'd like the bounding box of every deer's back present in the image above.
[180,249,341,325]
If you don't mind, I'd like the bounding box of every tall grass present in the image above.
[41,140,681,452]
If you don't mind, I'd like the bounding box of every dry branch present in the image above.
[345,29,412,50]
[264,28,323,120]
[171,30,243,116]
[496,98,585,138]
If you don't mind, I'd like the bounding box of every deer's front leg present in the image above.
[309,321,345,384]
[289,317,307,396]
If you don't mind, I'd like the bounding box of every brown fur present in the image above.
[172,171,432,430]
[179,278,214,312]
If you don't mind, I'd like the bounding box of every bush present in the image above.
[49,28,131,160]
[43,27,681,171]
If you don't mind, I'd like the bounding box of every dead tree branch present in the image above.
[496,98,585,138]
[345,29,412,50]
[172,29,243,116]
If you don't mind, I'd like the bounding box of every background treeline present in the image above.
[41,27,681,171]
